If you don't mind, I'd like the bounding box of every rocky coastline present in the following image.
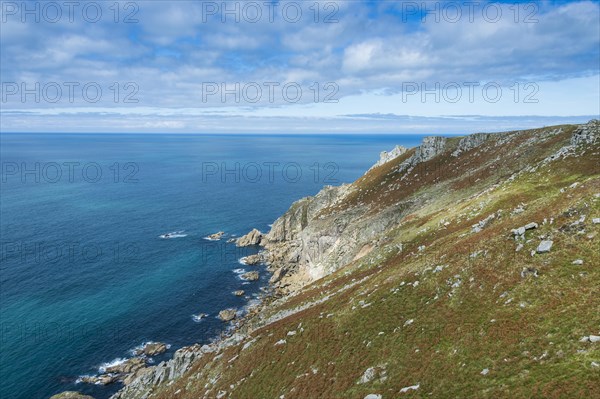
[54,120,599,399]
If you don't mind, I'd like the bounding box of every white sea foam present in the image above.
[98,357,127,373]
[75,375,93,384]
[238,257,248,265]
[192,314,208,323]
[232,268,246,274]
[159,230,187,239]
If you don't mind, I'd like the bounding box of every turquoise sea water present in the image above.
[0,133,428,399]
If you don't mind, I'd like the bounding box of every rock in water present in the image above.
[134,342,167,357]
[206,231,225,240]
[236,229,263,246]
[536,240,553,253]
[218,308,237,321]
[233,290,245,296]
[241,254,262,265]
[241,271,259,281]
[50,392,95,399]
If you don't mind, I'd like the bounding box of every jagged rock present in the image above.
[236,229,263,246]
[414,136,447,163]
[592,218,600,224]
[452,133,489,156]
[536,240,553,253]
[570,120,599,146]
[50,392,95,399]
[241,271,259,281]
[233,290,245,296]
[106,357,146,375]
[134,342,167,357]
[572,259,584,265]
[206,231,225,240]
[371,145,408,169]
[218,309,237,322]
[241,254,262,265]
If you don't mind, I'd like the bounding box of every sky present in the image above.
[0,0,599,133]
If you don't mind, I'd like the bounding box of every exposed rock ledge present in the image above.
[235,229,263,246]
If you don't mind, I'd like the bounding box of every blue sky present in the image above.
[1,0,598,133]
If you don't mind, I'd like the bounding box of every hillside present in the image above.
[73,121,599,399]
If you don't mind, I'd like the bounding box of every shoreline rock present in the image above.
[236,229,263,246]
[241,271,259,281]
[205,231,225,241]
[133,342,167,357]
[218,309,237,322]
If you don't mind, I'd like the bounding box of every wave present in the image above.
[159,230,187,239]
[238,257,248,265]
[232,268,246,274]
[192,313,208,323]
[98,357,127,374]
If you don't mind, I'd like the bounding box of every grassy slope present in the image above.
[151,124,599,399]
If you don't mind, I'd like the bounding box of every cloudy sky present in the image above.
[1,0,598,133]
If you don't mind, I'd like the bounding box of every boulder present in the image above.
[536,240,553,253]
[218,308,237,322]
[236,229,263,246]
[233,290,245,296]
[521,267,539,278]
[241,271,259,281]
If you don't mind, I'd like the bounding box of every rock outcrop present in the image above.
[452,133,489,156]
[259,135,450,292]
[133,342,167,357]
[206,231,225,240]
[241,271,259,281]
[236,229,263,246]
[571,119,598,145]
[218,308,237,321]
[369,145,408,170]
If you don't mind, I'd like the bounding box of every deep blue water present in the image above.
[0,133,428,399]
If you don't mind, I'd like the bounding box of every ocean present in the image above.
[0,133,428,399]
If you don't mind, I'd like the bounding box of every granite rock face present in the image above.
[236,229,263,246]
[261,136,449,292]
[452,133,489,156]
[370,145,408,170]
[571,119,599,146]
